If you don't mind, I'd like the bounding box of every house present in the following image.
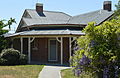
[5,1,114,65]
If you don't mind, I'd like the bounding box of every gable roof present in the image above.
[17,9,114,31]
[68,9,114,25]
[22,9,71,26]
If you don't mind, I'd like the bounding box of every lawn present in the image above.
[61,69,79,78]
[61,68,98,78]
[0,65,44,78]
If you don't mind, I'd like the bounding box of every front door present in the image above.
[48,39,57,61]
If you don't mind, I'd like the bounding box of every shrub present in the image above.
[71,20,120,78]
[0,48,20,65]
[0,58,7,65]
[19,54,28,65]
[0,48,28,65]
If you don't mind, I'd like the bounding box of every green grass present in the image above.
[61,68,98,78]
[61,69,79,78]
[0,65,44,78]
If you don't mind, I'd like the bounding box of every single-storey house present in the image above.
[5,1,114,65]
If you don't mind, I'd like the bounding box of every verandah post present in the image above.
[61,37,63,65]
[69,37,71,58]
[20,37,23,54]
[28,37,31,63]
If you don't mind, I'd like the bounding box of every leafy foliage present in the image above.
[19,54,28,65]
[112,0,120,19]
[70,18,120,78]
[0,48,28,65]
[0,18,16,52]
[0,58,7,65]
[0,48,20,65]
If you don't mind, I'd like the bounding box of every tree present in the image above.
[115,0,120,13]
[112,0,120,19]
[70,1,120,77]
[0,18,15,52]
[70,18,120,78]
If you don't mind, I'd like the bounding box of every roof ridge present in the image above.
[73,9,114,17]
[73,9,101,17]
[67,10,102,23]
[25,9,71,17]
[44,10,72,17]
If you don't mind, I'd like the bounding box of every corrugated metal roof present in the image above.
[22,18,68,26]
[68,9,114,25]
[27,10,71,19]
[4,30,84,37]
[21,9,113,28]
[23,9,71,26]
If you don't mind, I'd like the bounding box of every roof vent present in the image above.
[103,1,112,11]
[36,3,43,13]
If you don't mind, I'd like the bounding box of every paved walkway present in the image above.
[38,65,71,78]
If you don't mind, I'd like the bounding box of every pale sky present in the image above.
[0,0,118,33]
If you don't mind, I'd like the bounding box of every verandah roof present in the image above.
[4,29,85,38]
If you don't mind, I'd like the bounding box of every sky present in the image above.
[0,0,118,33]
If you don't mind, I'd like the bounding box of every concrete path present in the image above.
[38,65,71,78]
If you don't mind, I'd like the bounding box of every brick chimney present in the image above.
[36,3,43,13]
[103,1,112,11]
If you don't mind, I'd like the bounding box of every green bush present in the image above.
[0,48,28,65]
[0,58,7,65]
[0,48,20,65]
[71,19,120,77]
[19,54,28,65]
